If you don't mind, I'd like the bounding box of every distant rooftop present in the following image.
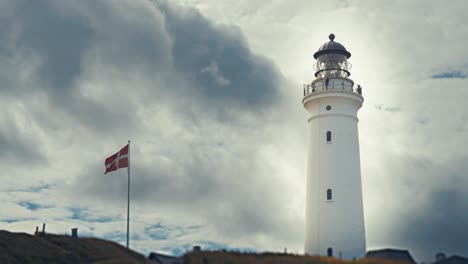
[148,252,180,264]
[366,248,416,263]
[434,255,468,264]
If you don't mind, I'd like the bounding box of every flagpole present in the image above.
[126,140,130,249]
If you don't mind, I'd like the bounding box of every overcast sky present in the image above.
[1,0,467,262]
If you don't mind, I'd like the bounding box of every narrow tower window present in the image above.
[327,247,333,257]
[327,189,332,201]
[326,131,332,142]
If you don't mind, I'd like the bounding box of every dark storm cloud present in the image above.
[400,189,468,255]
[158,1,281,110]
[387,156,468,260]
[10,1,93,96]
[33,0,291,244]
[0,0,292,255]
[0,0,281,135]
[0,116,44,164]
[0,0,134,133]
[0,1,93,107]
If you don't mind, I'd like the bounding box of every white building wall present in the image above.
[303,92,366,259]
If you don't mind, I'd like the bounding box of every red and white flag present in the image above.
[104,144,129,174]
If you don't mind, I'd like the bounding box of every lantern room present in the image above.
[313,34,352,79]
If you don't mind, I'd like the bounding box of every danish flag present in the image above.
[104,144,129,174]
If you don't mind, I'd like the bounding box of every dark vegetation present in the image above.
[0,230,415,264]
[0,230,147,263]
[182,251,414,264]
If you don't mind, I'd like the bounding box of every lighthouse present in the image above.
[303,34,366,259]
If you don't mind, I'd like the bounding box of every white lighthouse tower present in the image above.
[303,34,366,259]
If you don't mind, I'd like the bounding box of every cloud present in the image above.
[201,61,231,86]
[0,0,298,255]
[0,111,45,165]
[384,156,468,261]
[373,104,401,112]
[18,202,53,211]
[145,223,201,240]
[2,0,468,261]
[432,71,468,79]
[68,208,115,223]
[57,1,292,247]
[73,128,299,241]
[156,0,282,112]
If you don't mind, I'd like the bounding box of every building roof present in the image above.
[148,252,180,264]
[313,34,351,59]
[434,255,468,264]
[365,248,416,263]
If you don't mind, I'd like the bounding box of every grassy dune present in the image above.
[182,251,412,264]
[0,230,147,264]
[0,230,412,264]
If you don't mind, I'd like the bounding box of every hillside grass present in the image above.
[182,251,412,264]
[0,230,147,264]
[1,230,413,264]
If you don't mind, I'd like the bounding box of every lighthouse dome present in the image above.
[314,34,351,59]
